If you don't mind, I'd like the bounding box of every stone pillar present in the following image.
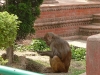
[86,34,100,75]
[43,0,58,4]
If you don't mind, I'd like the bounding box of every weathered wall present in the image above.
[86,34,100,75]
[34,3,100,39]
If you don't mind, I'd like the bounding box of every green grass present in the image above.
[68,68,85,75]
[68,60,86,75]
[26,57,86,75]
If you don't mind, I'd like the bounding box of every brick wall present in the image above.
[34,3,100,39]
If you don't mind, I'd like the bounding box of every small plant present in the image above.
[15,39,50,52]
[14,44,27,52]
[0,56,8,65]
[30,39,50,51]
[71,45,86,61]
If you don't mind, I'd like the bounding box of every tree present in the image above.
[0,11,21,64]
[0,0,43,64]
[7,0,43,39]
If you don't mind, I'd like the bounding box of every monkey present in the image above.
[38,32,71,73]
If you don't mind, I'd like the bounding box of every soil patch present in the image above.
[0,51,86,75]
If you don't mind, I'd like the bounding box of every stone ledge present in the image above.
[93,13,100,17]
[35,15,92,23]
[34,21,91,31]
[79,36,89,40]
[43,1,58,4]
[40,3,100,12]
[92,12,100,19]
[92,23,100,25]
[43,0,58,4]
[34,2,100,39]
[93,16,100,19]
[34,18,92,26]
[79,25,100,36]
[62,35,80,40]
[80,25,100,30]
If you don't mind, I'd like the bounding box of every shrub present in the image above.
[0,11,21,48]
[0,56,8,65]
[15,39,50,52]
[7,0,43,39]
[71,45,86,61]
[30,39,50,51]
[15,40,86,61]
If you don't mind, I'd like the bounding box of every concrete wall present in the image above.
[86,34,100,75]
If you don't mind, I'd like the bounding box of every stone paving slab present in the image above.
[56,0,88,3]
[80,25,100,29]
[67,40,87,48]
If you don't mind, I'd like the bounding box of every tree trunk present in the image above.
[6,45,14,65]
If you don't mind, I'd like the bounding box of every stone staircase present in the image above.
[43,0,58,4]
[34,2,100,39]
[79,14,100,39]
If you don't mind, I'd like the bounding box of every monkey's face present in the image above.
[44,32,55,46]
[44,37,51,46]
[44,34,52,46]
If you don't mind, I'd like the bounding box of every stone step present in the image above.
[93,14,100,23]
[80,25,100,30]
[34,17,92,26]
[34,3,100,39]
[93,14,100,17]
[92,23,100,25]
[43,0,58,4]
[79,25,100,36]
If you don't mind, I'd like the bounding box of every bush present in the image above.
[71,45,86,61]
[0,11,21,48]
[15,40,86,61]
[7,0,43,39]
[15,39,50,52]
[0,56,8,65]
[30,39,50,51]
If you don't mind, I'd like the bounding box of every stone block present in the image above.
[86,34,100,75]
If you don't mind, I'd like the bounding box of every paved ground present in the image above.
[0,40,87,75]
[67,40,87,48]
[67,39,86,75]
[56,0,88,3]
[56,0,97,4]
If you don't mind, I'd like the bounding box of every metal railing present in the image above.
[0,65,44,75]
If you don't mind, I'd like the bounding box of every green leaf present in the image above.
[0,11,21,48]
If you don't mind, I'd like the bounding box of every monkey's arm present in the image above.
[37,51,53,58]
